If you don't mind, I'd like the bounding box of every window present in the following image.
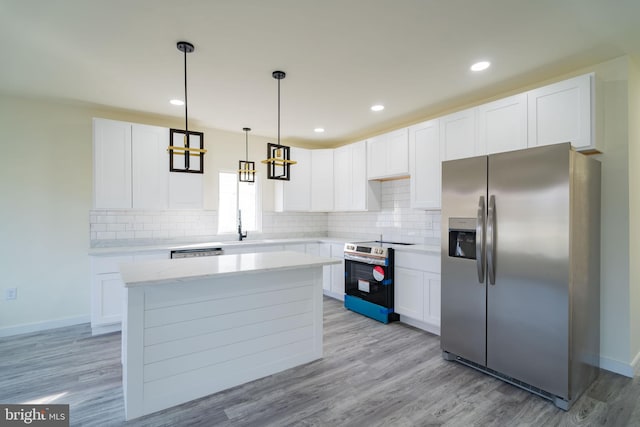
[218,171,261,234]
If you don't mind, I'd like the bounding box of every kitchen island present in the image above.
[119,251,340,420]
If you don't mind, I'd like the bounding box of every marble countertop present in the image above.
[89,236,440,256]
[119,251,341,287]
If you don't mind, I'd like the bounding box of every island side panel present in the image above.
[123,286,145,420]
[123,266,324,420]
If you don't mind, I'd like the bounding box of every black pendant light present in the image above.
[168,41,206,173]
[238,127,256,183]
[261,70,296,180]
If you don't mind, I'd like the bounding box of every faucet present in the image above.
[237,209,247,241]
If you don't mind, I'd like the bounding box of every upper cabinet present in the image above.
[94,118,132,209]
[367,128,409,180]
[275,147,312,212]
[334,141,380,212]
[527,73,598,152]
[440,107,478,161]
[132,124,169,209]
[93,118,202,210]
[409,119,441,209]
[310,149,334,212]
[478,93,528,155]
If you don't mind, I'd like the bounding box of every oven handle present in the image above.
[344,253,388,266]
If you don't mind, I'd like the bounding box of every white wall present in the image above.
[592,57,632,373]
[628,55,640,374]
[0,96,93,332]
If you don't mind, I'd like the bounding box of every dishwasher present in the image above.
[170,247,224,258]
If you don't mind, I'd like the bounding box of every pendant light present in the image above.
[168,41,206,173]
[261,70,296,180]
[238,127,256,183]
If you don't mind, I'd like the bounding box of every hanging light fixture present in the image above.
[167,41,206,173]
[261,70,296,180]
[238,127,256,183]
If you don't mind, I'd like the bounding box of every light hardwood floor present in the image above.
[1,297,638,426]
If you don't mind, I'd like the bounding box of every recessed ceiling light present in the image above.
[470,61,491,72]
[371,104,385,112]
[314,128,325,133]
[170,99,184,106]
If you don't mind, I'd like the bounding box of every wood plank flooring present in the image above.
[1,297,638,426]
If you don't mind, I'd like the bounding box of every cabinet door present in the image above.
[351,141,368,210]
[527,73,593,150]
[367,135,387,179]
[93,118,132,209]
[168,172,203,209]
[311,149,334,211]
[333,145,351,211]
[478,94,527,155]
[409,119,441,209]
[394,267,424,320]
[424,272,441,327]
[440,108,477,161]
[386,128,409,177]
[132,124,169,209]
[91,272,126,326]
[319,243,332,291]
[330,260,345,299]
[282,147,311,211]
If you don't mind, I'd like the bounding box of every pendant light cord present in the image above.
[245,130,249,161]
[277,77,280,145]
[184,48,188,135]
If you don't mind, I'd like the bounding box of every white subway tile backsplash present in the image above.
[89,180,441,247]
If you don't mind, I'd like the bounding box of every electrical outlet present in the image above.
[5,288,17,300]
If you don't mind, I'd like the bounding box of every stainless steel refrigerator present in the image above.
[440,142,601,410]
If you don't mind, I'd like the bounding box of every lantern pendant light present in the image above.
[168,41,206,173]
[261,70,296,180]
[238,127,256,183]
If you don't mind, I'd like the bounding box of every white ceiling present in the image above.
[1,0,639,146]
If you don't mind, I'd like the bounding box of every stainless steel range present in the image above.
[343,241,400,324]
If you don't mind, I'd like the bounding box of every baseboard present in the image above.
[599,355,635,378]
[399,315,441,336]
[0,315,90,338]
[322,290,344,301]
[632,350,640,377]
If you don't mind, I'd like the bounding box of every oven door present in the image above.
[344,259,393,307]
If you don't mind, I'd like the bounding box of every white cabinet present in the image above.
[394,251,440,335]
[90,251,168,335]
[310,149,334,211]
[132,124,169,209]
[395,267,424,319]
[440,107,478,161]
[478,94,527,155]
[367,128,409,180]
[168,172,203,209]
[527,73,597,152]
[275,147,312,212]
[93,119,132,209]
[93,118,198,210]
[319,243,345,300]
[334,141,380,211]
[409,119,441,209]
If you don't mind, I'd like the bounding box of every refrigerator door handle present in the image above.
[476,196,486,283]
[487,195,496,285]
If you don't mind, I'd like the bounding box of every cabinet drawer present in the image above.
[395,251,439,273]
[91,255,133,274]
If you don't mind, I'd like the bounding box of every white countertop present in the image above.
[89,237,440,256]
[119,250,341,287]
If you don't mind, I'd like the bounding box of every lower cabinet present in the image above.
[394,252,441,335]
[90,251,168,335]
